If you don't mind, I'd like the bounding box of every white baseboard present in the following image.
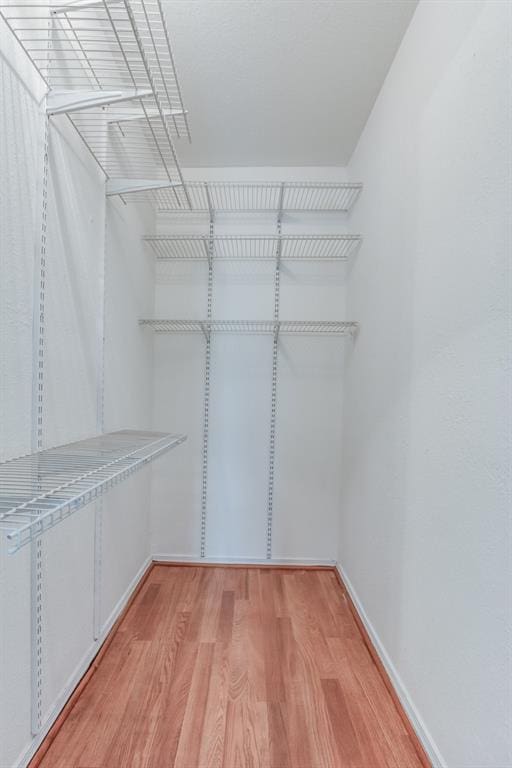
[153,553,336,567]
[336,562,445,768]
[17,556,152,768]
[100,556,152,637]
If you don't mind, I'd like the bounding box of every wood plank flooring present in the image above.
[37,566,425,768]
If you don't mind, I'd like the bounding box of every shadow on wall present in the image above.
[0,45,44,462]
[44,119,105,445]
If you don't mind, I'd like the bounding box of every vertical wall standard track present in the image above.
[200,185,214,558]
[266,184,284,559]
[30,111,49,736]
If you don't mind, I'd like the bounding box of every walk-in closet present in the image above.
[1,1,510,766]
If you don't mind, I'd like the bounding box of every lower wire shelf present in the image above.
[144,235,362,261]
[0,430,186,553]
[139,319,359,336]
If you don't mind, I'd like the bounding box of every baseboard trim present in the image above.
[25,558,153,768]
[334,563,444,768]
[99,556,152,639]
[152,554,336,567]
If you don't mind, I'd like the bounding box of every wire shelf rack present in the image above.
[121,181,362,211]
[0,430,186,553]
[144,234,362,261]
[0,0,190,196]
[139,319,358,336]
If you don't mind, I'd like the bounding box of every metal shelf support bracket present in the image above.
[46,88,153,116]
[106,179,183,197]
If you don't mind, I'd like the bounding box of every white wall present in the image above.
[100,197,155,630]
[341,2,512,765]
[0,25,155,768]
[0,26,44,766]
[0,22,45,463]
[151,167,350,563]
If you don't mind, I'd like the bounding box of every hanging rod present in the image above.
[139,319,359,335]
[0,430,186,553]
[144,234,362,261]
[0,0,190,201]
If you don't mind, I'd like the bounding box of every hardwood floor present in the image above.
[37,566,425,768]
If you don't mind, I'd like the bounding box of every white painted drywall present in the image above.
[0,21,47,766]
[341,2,512,765]
[0,23,45,463]
[100,197,156,629]
[150,167,350,563]
[0,25,155,768]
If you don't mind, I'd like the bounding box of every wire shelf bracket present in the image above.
[106,178,183,197]
[0,430,186,553]
[46,87,153,115]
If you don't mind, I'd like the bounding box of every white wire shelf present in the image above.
[0,0,190,198]
[144,234,362,261]
[139,319,358,336]
[0,430,186,553]
[122,181,362,211]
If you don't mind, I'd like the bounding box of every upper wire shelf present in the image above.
[144,234,362,261]
[123,181,362,211]
[139,319,358,336]
[0,0,190,199]
[0,429,186,553]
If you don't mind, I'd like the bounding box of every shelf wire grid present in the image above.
[145,234,362,261]
[125,181,362,210]
[0,0,189,195]
[140,319,358,336]
[0,430,186,553]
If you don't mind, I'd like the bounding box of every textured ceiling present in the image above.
[164,0,417,167]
